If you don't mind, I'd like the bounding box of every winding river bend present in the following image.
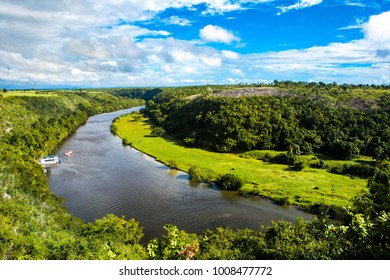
[48,107,312,241]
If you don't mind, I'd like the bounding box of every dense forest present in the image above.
[1,84,389,259]
[144,82,390,161]
[0,90,147,259]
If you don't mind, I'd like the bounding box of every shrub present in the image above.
[330,163,375,177]
[331,141,360,160]
[122,138,132,146]
[188,166,210,182]
[150,127,165,137]
[270,153,296,165]
[274,196,291,205]
[184,138,196,146]
[310,159,326,169]
[216,173,244,191]
[263,153,272,162]
[301,141,313,155]
[110,125,118,135]
[329,164,344,175]
[240,151,273,162]
[346,163,375,177]
[167,159,178,169]
[292,160,305,171]
[82,214,144,245]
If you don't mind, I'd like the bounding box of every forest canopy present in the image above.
[144,83,390,160]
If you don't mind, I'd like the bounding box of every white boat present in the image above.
[38,155,61,165]
[64,150,73,157]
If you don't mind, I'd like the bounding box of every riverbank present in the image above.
[0,93,147,260]
[112,112,368,213]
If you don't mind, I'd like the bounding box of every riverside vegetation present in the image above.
[113,113,368,213]
[1,83,389,259]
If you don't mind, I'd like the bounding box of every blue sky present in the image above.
[1,0,390,88]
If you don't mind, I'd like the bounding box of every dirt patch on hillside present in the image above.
[213,87,287,98]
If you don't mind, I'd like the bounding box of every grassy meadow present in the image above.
[113,113,369,211]
[1,90,58,97]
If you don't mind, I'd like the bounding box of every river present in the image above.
[47,107,312,242]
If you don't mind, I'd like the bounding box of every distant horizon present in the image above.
[4,80,390,91]
[1,1,390,88]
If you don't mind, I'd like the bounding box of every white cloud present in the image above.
[278,0,323,15]
[229,11,390,85]
[231,69,243,76]
[343,1,367,7]
[199,25,240,44]
[222,50,240,60]
[0,0,269,88]
[338,18,365,30]
[363,11,390,48]
[201,0,274,14]
[202,0,243,15]
[183,66,197,73]
[182,79,196,83]
[161,65,174,73]
[226,77,236,83]
[165,16,193,26]
[0,1,389,88]
[202,56,222,67]
[64,38,110,60]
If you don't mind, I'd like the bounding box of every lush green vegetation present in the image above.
[1,90,56,97]
[103,88,163,101]
[1,83,389,260]
[0,90,146,259]
[145,83,390,160]
[113,113,368,213]
[146,158,390,259]
[116,82,389,259]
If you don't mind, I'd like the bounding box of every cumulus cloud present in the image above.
[278,0,323,15]
[363,11,390,48]
[226,10,390,85]
[222,50,240,60]
[252,21,388,82]
[64,38,110,60]
[199,25,240,44]
[0,1,389,88]
[161,65,174,73]
[202,56,222,67]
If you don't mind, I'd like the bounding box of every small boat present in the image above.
[38,155,61,165]
[65,150,73,157]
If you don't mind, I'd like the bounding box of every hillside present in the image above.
[1,84,389,260]
[0,90,146,259]
[145,83,390,159]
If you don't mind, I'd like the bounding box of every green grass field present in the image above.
[1,90,57,97]
[113,113,368,210]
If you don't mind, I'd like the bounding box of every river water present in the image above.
[47,107,312,241]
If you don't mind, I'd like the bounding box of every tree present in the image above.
[82,214,144,245]
[147,224,199,260]
[348,161,390,258]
